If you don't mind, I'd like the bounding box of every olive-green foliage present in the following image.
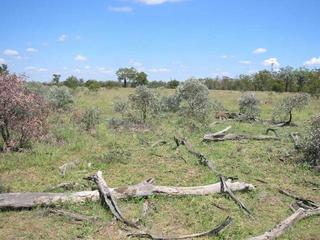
[48,86,74,110]
[272,93,310,123]
[239,92,261,121]
[302,115,320,167]
[80,107,101,131]
[160,94,181,112]
[176,79,210,122]
[128,85,160,123]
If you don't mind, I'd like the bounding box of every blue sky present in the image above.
[1,0,320,82]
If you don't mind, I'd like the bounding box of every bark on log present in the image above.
[203,132,280,142]
[128,216,232,240]
[248,207,320,240]
[0,179,254,209]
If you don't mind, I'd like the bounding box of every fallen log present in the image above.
[0,178,254,209]
[248,207,320,240]
[203,127,280,142]
[128,216,232,240]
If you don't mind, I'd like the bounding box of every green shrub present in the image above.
[128,85,160,123]
[48,86,74,110]
[176,79,210,122]
[302,115,320,167]
[239,92,260,121]
[160,94,181,112]
[81,107,101,131]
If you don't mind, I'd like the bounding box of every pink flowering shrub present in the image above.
[0,73,48,151]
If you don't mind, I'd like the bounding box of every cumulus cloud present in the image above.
[26,47,38,53]
[263,57,280,67]
[108,6,133,12]
[58,34,68,42]
[304,57,320,66]
[149,67,170,73]
[74,54,87,61]
[253,48,267,54]
[239,60,251,65]
[3,49,19,56]
[136,0,183,5]
[0,58,5,64]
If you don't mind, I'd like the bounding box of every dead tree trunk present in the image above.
[0,178,254,209]
[248,207,320,240]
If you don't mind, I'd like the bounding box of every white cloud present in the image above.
[220,54,234,59]
[84,65,91,69]
[253,48,267,54]
[263,57,280,67]
[149,67,170,73]
[26,47,38,53]
[239,60,251,65]
[97,67,113,74]
[108,6,133,12]
[0,58,5,64]
[3,49,19,56]
[304,57,320,66]
[74,54,87,61]
[25,66,48,72]
[58,34,68,42]
[136,0,183,5]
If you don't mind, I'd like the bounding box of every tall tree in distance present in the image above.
[0,64,9,75]
[134,71,148,86]
[116,67,137,87]
[52,74,61,85]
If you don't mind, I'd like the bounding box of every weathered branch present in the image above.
[203,127,280,142]
[151,140,167,148]
[86,171,138,228]
[0,178,254,209]
[265,128,279,138]
[248,207,320,240]
[220,175,252,215]
[289,132,301,150]
[128,216,232,240]
[174,136,215,171]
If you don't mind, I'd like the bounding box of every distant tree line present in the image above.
[1,64,319,96]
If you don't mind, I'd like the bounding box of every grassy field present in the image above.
[0,88,319,240]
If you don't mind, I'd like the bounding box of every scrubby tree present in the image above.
[81,107,101,132]
[52,74,61,85]
[129,85,159,123]
[272,93,310,126]
[116,67,137,87]
[134,72,148,86]
[160,94,181,112]
[302,115,320,167]
[63,75,81,89]
[0,73,48,151]
[85,80,101,91]
[167,79,179,89]
[47,86,74,110]
[0,64,9,75]
[239,92,260,121]
[177,79,210,121]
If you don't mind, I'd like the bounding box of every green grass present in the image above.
[0,88,319,240]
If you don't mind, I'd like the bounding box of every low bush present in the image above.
[47,86,74,110]
[238,92,260,121]
[302,115,320,167]
[80,107,101,132]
